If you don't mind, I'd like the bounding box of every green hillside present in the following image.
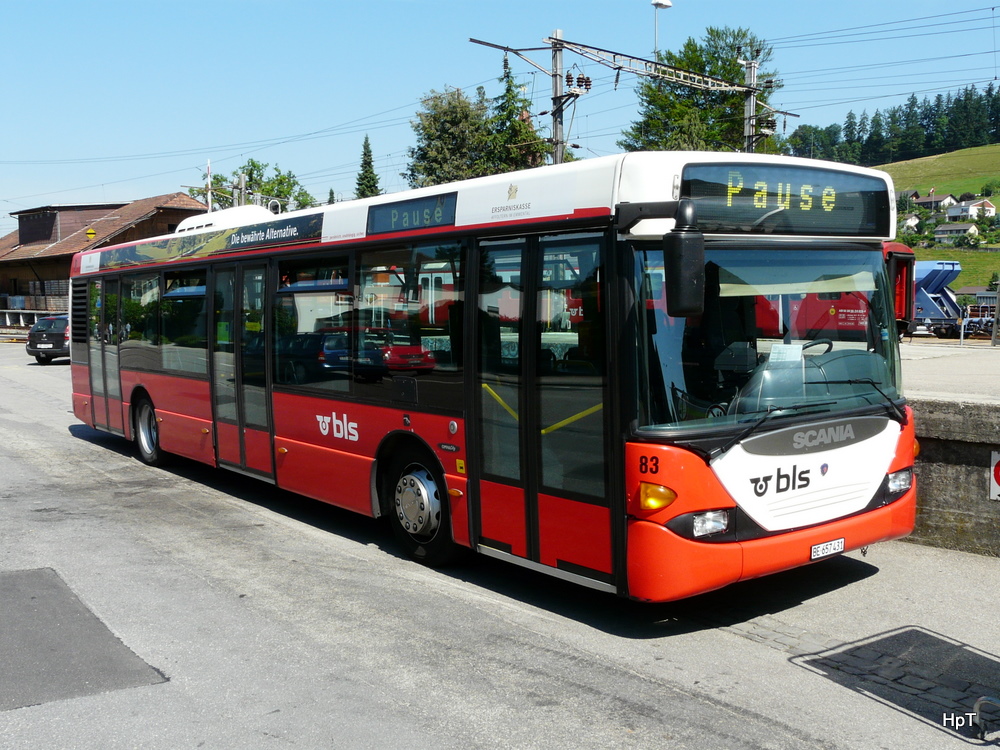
[878,144,1000,200]
[878,145,1000,288]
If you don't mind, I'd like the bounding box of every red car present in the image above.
[364,328,435,373]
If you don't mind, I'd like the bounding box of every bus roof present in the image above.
[73,152,895,277]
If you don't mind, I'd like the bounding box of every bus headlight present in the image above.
[692,510,729,537]
[887,467,913,495]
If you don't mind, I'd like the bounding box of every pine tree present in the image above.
[619,27,777,153]
[843,111,858,144]
[857,111,870,144]
[899,94,924,160]
[929,95,950,153]
[861,110,886,165]
[966,85,989,147]
[485,60,549,171]
[884,108,902,163]
[355,135,381,199]
[988,83,1000,143]
[840,111,861,164]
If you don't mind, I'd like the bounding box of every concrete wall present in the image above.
[909,397,1000,557]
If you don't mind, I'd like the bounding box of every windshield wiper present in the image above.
[816,378,907,424]
[711,401,837,459]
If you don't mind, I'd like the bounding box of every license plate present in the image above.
[811,538,845,560]
[37,343,53,349]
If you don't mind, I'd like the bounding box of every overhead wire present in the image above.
[5,8,1000,210]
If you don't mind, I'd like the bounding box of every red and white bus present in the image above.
[70,151,917,602]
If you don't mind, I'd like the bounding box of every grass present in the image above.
[879,144,1000,199]
[878,145,1000,288]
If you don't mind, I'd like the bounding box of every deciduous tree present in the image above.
[403,87,491,188]
[191,158,315,211]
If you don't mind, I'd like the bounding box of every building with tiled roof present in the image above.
[0,193,206,322]
[946,198,996,222]
[933,222,979,244]
[913,193,958,211]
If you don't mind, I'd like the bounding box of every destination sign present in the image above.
[367,193,457,235]
[682,163,890,237]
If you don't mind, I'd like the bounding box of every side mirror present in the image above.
[664,200,705,317]
[885,243,915,328]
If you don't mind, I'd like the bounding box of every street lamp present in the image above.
[652,0,672,57]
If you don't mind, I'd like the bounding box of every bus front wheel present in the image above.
[134,397,165,466]
[384,452,461,567]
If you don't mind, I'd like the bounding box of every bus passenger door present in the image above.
[87,278,109,431]
[85,276,125,434]
[473,234,615,592]
[211,264,274,479]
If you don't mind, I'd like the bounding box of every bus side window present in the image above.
[120,273,161,371]
[162,271,208,376]
[356,241,467,410]
[273,256,351,393]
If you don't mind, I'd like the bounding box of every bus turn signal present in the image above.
[638,482,677,511]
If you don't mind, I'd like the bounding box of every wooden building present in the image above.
[0,193,206,328]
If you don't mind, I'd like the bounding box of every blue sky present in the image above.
[1,0,997,235]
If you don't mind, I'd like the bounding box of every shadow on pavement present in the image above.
[793,626,1000,744]
[66,424,883,640]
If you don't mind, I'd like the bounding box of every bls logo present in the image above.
[749,465,811,497]
[316,412,359,442]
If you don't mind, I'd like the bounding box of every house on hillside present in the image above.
[913,193,958,211]
[0,193,207,324]
[946,198,996,222]
[934,222,979,244]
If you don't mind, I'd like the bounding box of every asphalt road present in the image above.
[901,334,1000,402]
[0,342,998,749]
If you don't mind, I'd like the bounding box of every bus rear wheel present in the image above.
[134,397,165,466]
[384,453,461,567]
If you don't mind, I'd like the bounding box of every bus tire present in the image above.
[383,451,461,567]
[134,397,165,466]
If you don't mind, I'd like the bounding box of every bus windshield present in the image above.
[633,245,902,434]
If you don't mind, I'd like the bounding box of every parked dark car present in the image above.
[25,315,69,364]
[277,330,387,384]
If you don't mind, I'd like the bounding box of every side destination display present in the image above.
[367,193,458,235]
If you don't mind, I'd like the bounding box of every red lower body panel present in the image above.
[537,493,612,575]
[479,480,528,557]
[626,486,916,602]
[274,436,373,515]
[156,407,215,464]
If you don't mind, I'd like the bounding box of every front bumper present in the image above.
[625,483,916,602]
